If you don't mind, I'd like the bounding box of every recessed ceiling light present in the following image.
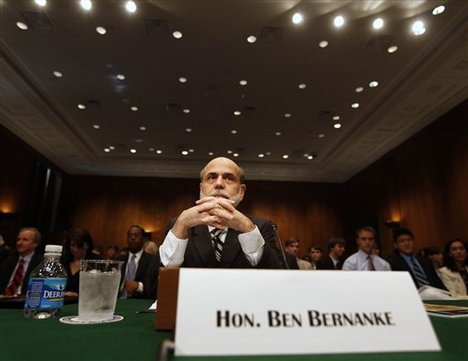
[432,5,445,15]
[185,128,192,133]
[116,74,125,80]
[77,104,86,110]
[139,126,146,131]
[303,153,309,157]
[80,0,92,11]
[355,86,364,93]
[93,124,100,129]
[319,40,329,48]
[134,138,143,143]
[181,150,189,156]
[318,133,325,138]
[284,113,291,118]
[231,130,238,134]
[148,148,155,152]
[307,155,314,160]
[109,146,115,150]
[334,123,342,129]
[208,151,214,156]
[298,83,306,89]
[53,71,63,78]
[387,45,398,53]
[247,35,257,44]
[130,106,138,111]
[233,153,239,157]
[333,15,345,28]
[96,26,107,35]
[35,0,47,7]
[179,77,187,83]
[173,31,183,39]
[239,80,248,86]
[411,20,426,36]
[258,153,265,158]
[351,102,360,109]
[292,12,304,25]
[125,1,137,13]
[369,81,379,88]
[282,154,289,159]
[183,108,190,114]
[233,110,241,116]
[266,152,271,156]
[189,149,194,153]
[275,131,282,136]
[372,18,384,30]
[227,150,233,154]
[156,150,163,154]
[130,148,137,154]
[16,22,28,30]
[333,115,340,121]
[104,148,110,152]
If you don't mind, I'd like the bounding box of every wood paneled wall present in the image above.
[344,100,468,255]
[64,177,343,257]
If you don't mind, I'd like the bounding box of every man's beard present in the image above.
[200,189,243,207]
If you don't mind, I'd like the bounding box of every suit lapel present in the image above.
[191,226,218,267]
[220,229,241,266]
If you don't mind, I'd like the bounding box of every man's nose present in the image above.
[214,176,225,187]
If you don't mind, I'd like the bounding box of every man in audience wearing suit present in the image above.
[388,227,446,290]
[317,237,346,270]
[146,157,281,296]
[284,238,312,270]
[0,227,43,296]
[119,225,153,298]
[342,226,391,271]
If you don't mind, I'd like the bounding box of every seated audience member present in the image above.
[119,225,153,298]
[420,246,444,271]
[438,239,468,298]
[146,157,281,298]
[284,238,312,270]
[0,235,12,264]
[92,245,103,257]
[308,245,323,270]
[387,228,446,289]
[343,226,391,271]
[105,245,119,260]
[0,227,43,296]
[61,227,96,296]
[143,240,158,255]
[317,238,346,270]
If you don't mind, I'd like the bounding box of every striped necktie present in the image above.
[368,255,376,271]
[411,257,429,288]
[211,228,225,262]
[4,258,25,296]
[126,254,137,281]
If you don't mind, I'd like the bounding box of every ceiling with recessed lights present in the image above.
[1,0,467,182]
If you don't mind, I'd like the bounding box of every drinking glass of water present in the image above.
[78,259,123,322]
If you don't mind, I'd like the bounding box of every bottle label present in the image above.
[25,278,67,309]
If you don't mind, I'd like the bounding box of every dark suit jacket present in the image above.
[317,256,343,270]
[387,253,447,290]
[0,252,43,295]
[144,215,281,298]
[119,251,153,298]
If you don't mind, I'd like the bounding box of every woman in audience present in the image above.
[420,246,444,272]
[438,239,468,298]
[61,227,96,296]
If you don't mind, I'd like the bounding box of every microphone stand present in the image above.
[272,224,290,270]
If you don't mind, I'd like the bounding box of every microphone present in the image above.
[272,223,290,270]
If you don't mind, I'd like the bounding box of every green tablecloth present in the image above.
[1,299,467,361]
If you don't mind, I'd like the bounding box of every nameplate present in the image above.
[174,269,440,356]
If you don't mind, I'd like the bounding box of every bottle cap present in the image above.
[44,245,63,254]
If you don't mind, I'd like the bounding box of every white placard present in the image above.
[174,269,440,356]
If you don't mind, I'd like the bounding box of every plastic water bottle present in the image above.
[24,244,68,319]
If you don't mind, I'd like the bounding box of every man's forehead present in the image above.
[203,158,240,175]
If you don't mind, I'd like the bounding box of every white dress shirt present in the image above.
[159,225,265,267]
[342,249,391,271]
